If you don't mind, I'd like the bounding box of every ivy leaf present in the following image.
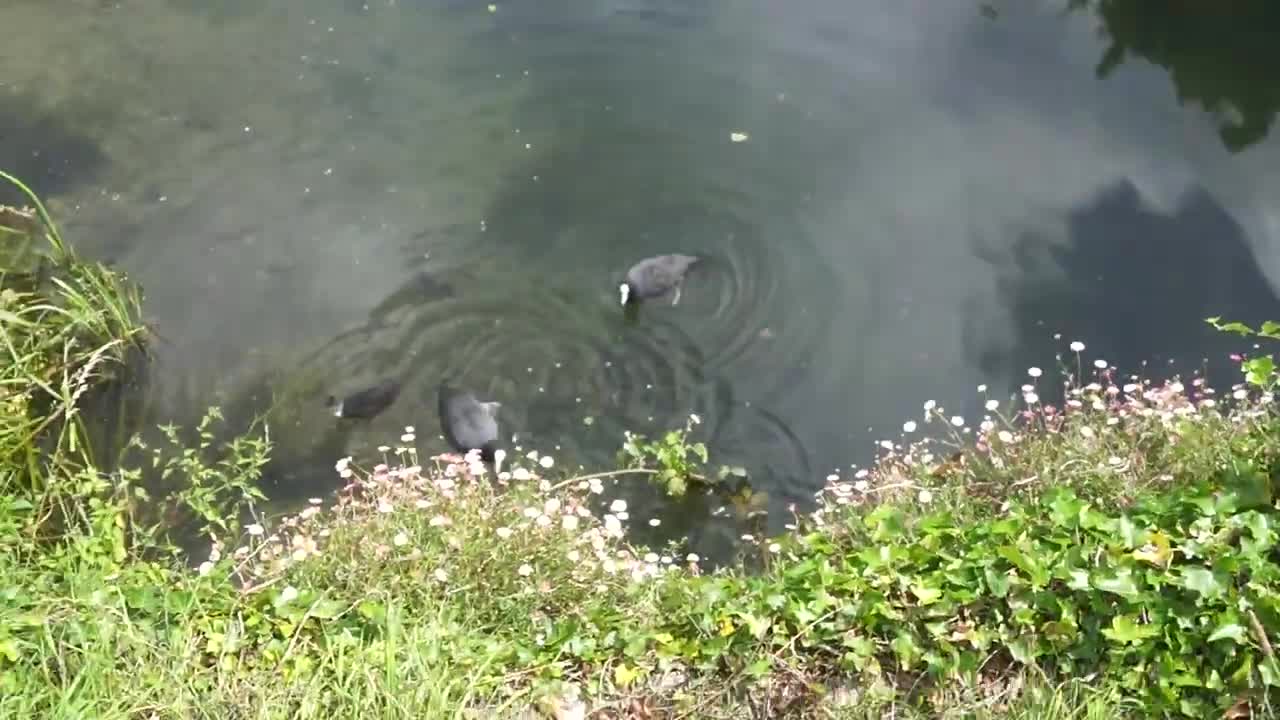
[1261,659,1280,687]
[864,506,905,541]
[613,663,642,688]
[740,613,772,640]
[1132,530,1172,566]
[984,566,1011,597]
[309,599,347,620]
[0,639,20,663]
[890,631,921,669]
[1176,568,1226,600]
[745,657,772,678]
[1093,568,1140,598]
[1101,615,1158,645]
[1007,637,1036,664]
[1066,569,1090,591]
[910,583,943,606]
[1245,357,1276,387]
[1208,623,1247,644]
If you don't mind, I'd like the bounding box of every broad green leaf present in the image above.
[890,631,920,669]
[1245,357,1276,386]
[741,613,771,639]
[1261,659,1280,687]
[1093,568,1140,598]
[1132,530,1172,566]
[613,663,642,687]
[1007,637,1036,664]
[1207,319,1253,336]
[309,599,347,620]
[864,505,905,541]
[1208,623,1247,644]
[1176,567,1226,600]
[1117,517,1140,547]
[1101,615,1158,644]
[910,583,942,605]
[1066,569,1090,591]
[745,657,772,678]
[1048,493,1084,527]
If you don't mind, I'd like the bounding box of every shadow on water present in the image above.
[0,95,106,207]
[973,179,1280,399]
[1071,0,1280,153]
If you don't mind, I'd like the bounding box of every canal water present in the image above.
[3,0,1279,557]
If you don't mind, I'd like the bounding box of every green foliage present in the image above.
[617,413,754,498]
[134,406,271,540]
[0,170,146,505]
[1208,316,1280,390]
[8,175,1280,717]
[627,476,1280,718]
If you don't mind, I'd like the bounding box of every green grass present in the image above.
[5,172,1280,718]
[0,170,146,505]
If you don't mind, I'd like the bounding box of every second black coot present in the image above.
[437,382,503,462]
[327,378,402,420]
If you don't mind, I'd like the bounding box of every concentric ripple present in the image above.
[290,258,731,468]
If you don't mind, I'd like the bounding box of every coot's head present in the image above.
[325,395,343,418]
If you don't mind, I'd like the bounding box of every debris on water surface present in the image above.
[487,3,497,11]
[730,131,749,143]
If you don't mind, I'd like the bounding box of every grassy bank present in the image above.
[4,176,1280,718]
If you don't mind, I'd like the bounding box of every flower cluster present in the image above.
[816,337,1276,515]
[196,439,700,596]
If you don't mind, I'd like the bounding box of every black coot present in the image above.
[327,379,401,420]
[619,253,703,306]
[437,382,502,462]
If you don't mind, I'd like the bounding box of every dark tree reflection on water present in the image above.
[1071,0,1280,152]
[976,180,1280,401]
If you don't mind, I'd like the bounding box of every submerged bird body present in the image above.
[328,379,401,420]
[437,383,502,462]
[620,253,702,306]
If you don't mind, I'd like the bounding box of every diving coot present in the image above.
[619,253,703,306]
[327,378,401,420]
[437,382,503,462]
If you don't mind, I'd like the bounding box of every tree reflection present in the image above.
[1071,0,1280,152]
[974,179,1280,400]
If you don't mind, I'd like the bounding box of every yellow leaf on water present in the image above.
[729,131,749,143]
